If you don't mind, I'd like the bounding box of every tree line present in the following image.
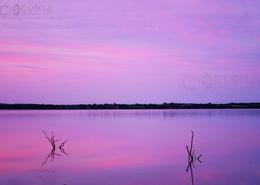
[0,103,260,110]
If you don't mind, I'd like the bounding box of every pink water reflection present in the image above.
[0,110,260,185]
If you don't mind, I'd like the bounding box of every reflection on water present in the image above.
[42,131,68,165]
[0,110,260,185]
[186,131,202,185]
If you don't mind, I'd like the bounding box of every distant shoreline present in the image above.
[0,103,260,110]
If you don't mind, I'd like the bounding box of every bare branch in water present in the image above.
[197,154,202,163]
[60,147,69,156]
[42,131,69,165]
[42,130,60,149]
[189,130,194,155]
[59,140,69,155]
[59,140,68,149]
[186,130,202,185]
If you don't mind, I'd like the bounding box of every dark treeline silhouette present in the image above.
[0,102,260,110]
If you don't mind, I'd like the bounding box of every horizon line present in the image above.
[1,102,260,110]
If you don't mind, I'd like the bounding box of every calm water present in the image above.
[0,109,260,185]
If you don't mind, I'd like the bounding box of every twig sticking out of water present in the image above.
[59,140,68,149]
[42,130,69,165]
[42,130,59,149]
[186,130,202,185]
[59,140,69,155]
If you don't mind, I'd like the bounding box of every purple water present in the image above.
[0,109,260,185]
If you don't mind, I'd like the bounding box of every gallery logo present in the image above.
[0,2,52,19]
[182,74,213,91]
[182,73,259,91]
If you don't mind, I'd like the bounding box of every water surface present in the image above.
[0,109,260,185]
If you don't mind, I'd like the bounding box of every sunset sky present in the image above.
[0,0,259,104]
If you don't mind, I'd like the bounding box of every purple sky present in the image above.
[0,0,260,104]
